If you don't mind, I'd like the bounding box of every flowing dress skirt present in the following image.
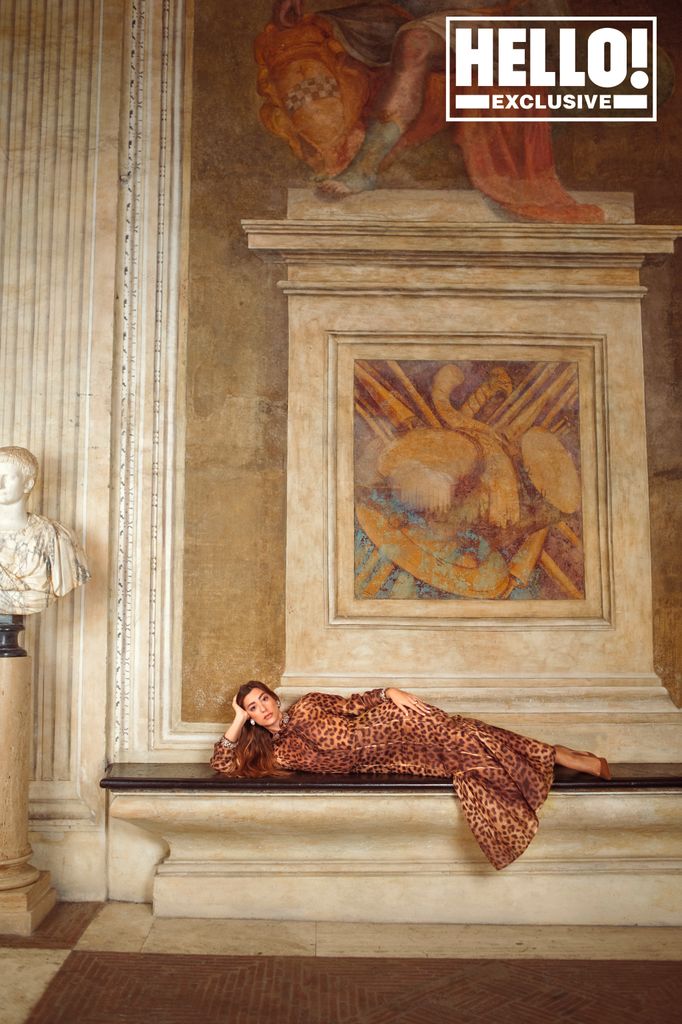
[350,703,556,869]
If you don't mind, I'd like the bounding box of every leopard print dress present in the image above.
[210,689,556,870]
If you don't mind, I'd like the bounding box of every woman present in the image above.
[210,682,610,870]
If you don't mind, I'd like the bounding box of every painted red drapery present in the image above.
[255,13,604,224]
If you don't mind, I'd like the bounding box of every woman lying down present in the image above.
[210,683,610,870]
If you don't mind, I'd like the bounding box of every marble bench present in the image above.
[102,763,682,925]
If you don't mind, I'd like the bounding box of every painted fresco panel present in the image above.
[353,358,584,602]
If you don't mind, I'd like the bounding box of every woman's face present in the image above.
[242,688,283,732]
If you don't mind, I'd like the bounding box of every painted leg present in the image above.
[317,27,441,199]
[316,121,401,199]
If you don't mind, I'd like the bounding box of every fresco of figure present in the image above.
[0,447,90,615]
[260,0,604,222]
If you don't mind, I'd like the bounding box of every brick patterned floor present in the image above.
[24,953,682,1024]
[0,902,103,949]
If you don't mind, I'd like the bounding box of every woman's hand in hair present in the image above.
[385,688,432,717]
[231,693,250,726]
[221,694,250,746]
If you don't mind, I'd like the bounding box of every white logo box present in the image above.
[445,16,657,123]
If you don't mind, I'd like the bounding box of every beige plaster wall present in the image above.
[182,0,290,717]
[183,0,682,720]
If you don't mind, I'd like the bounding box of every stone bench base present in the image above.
[103,765,682,925]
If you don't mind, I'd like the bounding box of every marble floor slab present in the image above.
[0,949,69,1024]
[68,906,682,960]
[314,921,682,959]
[75,903,154,952]
[5,903,682,962]
[141,915,317,956]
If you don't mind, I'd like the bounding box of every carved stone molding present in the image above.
[244,220,682,264]
[113,0,211,758]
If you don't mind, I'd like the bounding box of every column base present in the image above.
[0,871,57,936]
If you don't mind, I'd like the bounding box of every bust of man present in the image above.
[0,446,90,615]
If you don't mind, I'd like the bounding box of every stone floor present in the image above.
[1,903,681,1023]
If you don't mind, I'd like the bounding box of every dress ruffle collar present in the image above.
[272,711,290,742]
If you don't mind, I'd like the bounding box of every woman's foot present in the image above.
[587,753,612,780]
[554,745,611,779]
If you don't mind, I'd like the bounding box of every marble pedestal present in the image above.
[0,657,56,934]
[0,872,56,936]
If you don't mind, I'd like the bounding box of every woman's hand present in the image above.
[385,688,432,717]
[231,694,249,726]
[273,0,304,29]
[222,694,250,744]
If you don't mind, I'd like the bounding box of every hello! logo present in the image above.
[445,16,656,122]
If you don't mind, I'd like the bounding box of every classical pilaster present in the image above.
[111,0,200,762]
[0,0,121,896]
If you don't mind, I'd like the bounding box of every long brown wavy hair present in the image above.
[229,680,290,777]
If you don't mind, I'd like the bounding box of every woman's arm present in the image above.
[209,694,250,773]
[224,694,250,743]
[317,688,433,716]
[210,738,236,774]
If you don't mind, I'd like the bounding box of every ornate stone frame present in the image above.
[112,0,223,759]
[331,330,611,626]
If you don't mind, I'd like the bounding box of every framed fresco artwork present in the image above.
[331,333,611,624]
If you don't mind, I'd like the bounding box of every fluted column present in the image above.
[0,0,121,901]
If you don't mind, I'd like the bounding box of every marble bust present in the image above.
[0,447,90,615]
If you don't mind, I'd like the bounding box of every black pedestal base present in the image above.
[0,614,27,657]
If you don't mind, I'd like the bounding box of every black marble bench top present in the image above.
[101,763,682,794]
